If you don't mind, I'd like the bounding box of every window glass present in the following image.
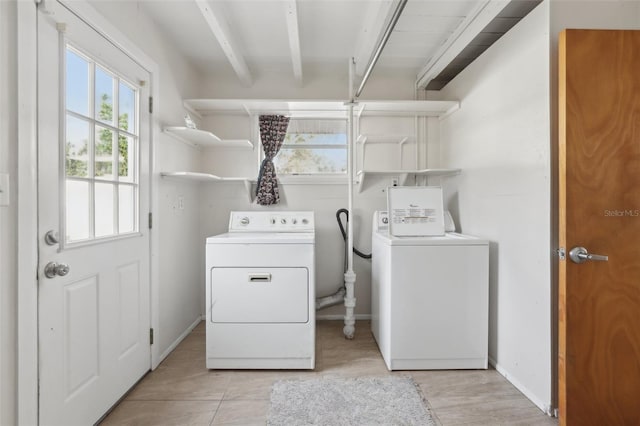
[66,180,90,242]
[274,119,348,175]
[95,183,115,237]
[66,49,89,116]
[95,66,115,126]
[118,185,135,234]
[119,81,135,131]
[64,44,139,243]
[66,115,90,178]
[95,125,114,179]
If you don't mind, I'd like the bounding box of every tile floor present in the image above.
[100,320,558,425]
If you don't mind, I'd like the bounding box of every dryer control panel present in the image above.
[228,211,315,233]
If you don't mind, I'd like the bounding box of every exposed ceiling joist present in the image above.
[195,0,253,86]
[284,0,303,86]
[353,0,395,76]
[415,0,510,89]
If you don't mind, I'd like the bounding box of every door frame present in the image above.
[17,1,162,423]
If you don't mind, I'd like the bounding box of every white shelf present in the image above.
[356,169,461,193]
[356,134,415,145]
[183,99,459,119]
[163,127,253,149]
[160,172,255,202]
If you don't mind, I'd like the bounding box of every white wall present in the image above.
[83,0,205,360]
[0,2,18,424]
[438,2,553,412]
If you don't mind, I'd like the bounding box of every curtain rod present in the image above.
[354,0,408,99]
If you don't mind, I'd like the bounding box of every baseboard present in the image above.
[316,314,372,321]
[489,356,554,416]
[156,316,203,368]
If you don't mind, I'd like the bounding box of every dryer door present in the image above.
[210,267,309,323]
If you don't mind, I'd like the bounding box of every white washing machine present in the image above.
[205,211,315,369]
[371,211,489,370]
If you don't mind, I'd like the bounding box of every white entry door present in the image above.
[37,2,152,424]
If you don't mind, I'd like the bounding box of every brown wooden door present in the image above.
[559,29,640,426]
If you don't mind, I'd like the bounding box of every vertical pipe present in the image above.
[343,58,356,339]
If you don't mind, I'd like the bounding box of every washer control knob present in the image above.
[292,219,298,224]
[302,218,309,225]
[240,217,250,226]
[281,218,287,224]
[270,218,276,225]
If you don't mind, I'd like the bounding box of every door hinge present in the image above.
[149,328,154,345]
[148,212,152,229]
[557,247,566,261]
[149,96,153,114]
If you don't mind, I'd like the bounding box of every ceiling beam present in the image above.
[195,0,253,87]
[284,0,303,86]
[353,0,395,77]
[415,0,510,89]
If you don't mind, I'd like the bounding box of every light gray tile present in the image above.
[211,399,269,425]
[100,400,219,426]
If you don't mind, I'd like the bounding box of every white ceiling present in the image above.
[140,0,540,91]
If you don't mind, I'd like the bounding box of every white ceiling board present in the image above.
[285,0,304,85]
[195,0,253,86]
[394,15,465,33]
[141,1,229,69]
[124,0,536,89]
[404,0,481,18]
[296,1,365,60]
[222,1,290,60]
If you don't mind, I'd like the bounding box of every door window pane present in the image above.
[95,66,115,126]
[95,183,115,237]
[118,135,134,182]
[66,180,90,242]
[66,115,90,178]
[95,125,114,179]
[119,81,135,131]
[66,49,89,116]
[119,185,135,234]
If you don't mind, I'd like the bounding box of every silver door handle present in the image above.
[44,262,70,278]
[569,247,608,264]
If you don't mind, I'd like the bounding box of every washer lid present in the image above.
[374,230,487,246]
[207,232,315,244]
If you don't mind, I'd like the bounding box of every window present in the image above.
[64,45,139,243]
[273,118,347,175]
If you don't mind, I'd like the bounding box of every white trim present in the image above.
[156,316,202,366]
[316,314,371,321]
[489,356,553,415]
[17,2,39,424]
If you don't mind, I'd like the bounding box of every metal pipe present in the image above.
[355,0,408,99]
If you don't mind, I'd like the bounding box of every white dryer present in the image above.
[371,211,489,370]
[205,211,315,369]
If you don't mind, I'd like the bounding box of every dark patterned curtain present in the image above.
[256,115,290,205]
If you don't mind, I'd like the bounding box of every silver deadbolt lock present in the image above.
[44,230,59,245]
[44,262,70,278]
[569,246,608,264]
